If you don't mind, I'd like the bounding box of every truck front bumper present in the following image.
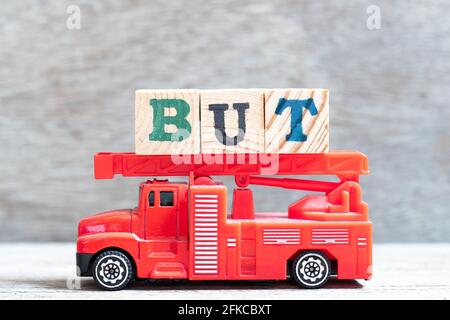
[76,253,94,276]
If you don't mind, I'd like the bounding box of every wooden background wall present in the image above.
[0,0,448,241]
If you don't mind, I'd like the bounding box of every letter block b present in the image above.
[135,89,200,154]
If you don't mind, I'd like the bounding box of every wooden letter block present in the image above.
[135,89,200,154]
[264,89,329,153]
[200,89,265,153]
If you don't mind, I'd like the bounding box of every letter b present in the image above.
[149,99,192,142]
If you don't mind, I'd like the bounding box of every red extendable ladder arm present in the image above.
[235,175,340,193]
[94,151,369,179]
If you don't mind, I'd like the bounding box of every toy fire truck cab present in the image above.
[77,152,371,290]
[78,179,190,290]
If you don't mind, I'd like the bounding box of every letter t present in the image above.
[275,98,318,142]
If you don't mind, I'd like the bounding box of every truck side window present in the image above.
[160,191,174,207]
[148,191,155,207]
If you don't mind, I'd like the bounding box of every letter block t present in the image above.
[135,89,200,154]
[200,89,265,153]
[265,89,329,153]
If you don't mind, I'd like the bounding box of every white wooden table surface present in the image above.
[0,243,448,300]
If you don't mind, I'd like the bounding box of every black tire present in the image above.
[291,251,330,289]
[92,250,134,290]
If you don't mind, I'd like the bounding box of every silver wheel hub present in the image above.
[299,256,326,283]
[98,258,125,285]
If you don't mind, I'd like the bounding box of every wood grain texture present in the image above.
[1,243,448,299]
[265,89,329,153]
[135,89,200,155]
[2,1,450,243]
[200,89,265,153]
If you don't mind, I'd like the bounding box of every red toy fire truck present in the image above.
[77,151,371,290]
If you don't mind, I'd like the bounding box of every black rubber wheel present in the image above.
[291,251,330,289]
[92,250,134,290]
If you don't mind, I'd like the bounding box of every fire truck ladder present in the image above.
[94,151,369,220]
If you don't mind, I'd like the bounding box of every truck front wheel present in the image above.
[292,251,330,289]
[92,250,134,290]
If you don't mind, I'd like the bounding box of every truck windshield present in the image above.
[160,191,174,206]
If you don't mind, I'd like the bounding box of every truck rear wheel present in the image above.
[92,250,134,290]
[292,251,330,289]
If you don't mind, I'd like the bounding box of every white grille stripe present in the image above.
[195,227,218,231]
[195,218,218,222]
[358,241,367,246]
[263,232,299,235]
[312,235,348,239]
[195,251,217,255]
[265,241,300,245]
[195,256,217,260]
[194,214,218,218]
[264,229,299,231]
[264,240,300,245]
[313,239,349,244]
[194,232,217,236]
[194,194,219,275]
[312,228,350,245]
[195,270,217,274]
[195,241,217,246]
[195,194,218,198]
[195,246,218,251]
[312,233,348,239]
[312,229,349,231]
[195,237,217,241]
[226,238,237,247]
[194,260,218,265]
[194,208,218,212]
[264,235,300,239]
[194,265,217,269]
[263,228,301,245]
[195,223,218,227]
[312,231,349,234]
